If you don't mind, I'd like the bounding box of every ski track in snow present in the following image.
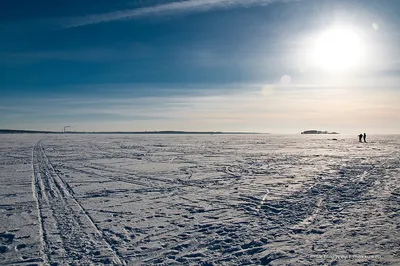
[1,134,399,265]
[32,140,125,265]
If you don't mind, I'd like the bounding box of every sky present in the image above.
[1,0,399,133]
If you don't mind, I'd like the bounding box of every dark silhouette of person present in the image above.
[363,133,367,143]
[358,134,363,142]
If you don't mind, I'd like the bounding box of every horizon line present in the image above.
[0,129,267,134]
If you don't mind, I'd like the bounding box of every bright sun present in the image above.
[312,26,364,73]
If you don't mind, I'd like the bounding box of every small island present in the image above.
[301,130,339,134]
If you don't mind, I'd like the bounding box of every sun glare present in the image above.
[312,26,365,73]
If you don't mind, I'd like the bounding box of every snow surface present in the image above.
[0,134,399,265]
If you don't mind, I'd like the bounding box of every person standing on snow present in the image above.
[358,134,363,142]
[363,133,367,143]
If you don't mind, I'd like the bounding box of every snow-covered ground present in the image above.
[0,134,399,265]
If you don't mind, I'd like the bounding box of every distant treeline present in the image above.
[0,129,264,135]
[91,131,263,135]
[0,129,55,134]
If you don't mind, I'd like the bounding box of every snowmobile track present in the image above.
[31,140,125,265]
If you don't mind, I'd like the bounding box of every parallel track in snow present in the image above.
[31,140,125,265]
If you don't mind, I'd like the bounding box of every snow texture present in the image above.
[0,134,399,265]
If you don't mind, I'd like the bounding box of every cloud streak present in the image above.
[64,0,297,28]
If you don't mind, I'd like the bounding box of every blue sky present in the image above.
[1,0,399,133]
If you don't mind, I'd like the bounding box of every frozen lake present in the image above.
[0,134,399,265]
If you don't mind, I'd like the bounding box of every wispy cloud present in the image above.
[2,82,400,133]
[64,0,298,28]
